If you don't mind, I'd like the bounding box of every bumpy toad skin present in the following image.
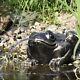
[27,31,57,64]
[27,30,78,65]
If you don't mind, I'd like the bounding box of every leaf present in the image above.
[76,25,80,39]
[75,12,80,25]
[29,0,34,6]
[75,0,80,39]
[76,0,80,12]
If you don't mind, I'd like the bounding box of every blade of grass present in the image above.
[73,0,80,60]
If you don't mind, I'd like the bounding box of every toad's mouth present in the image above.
[31,38,58,49]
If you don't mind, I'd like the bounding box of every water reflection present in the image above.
[0,65,79,80]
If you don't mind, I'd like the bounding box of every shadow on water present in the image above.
[0,65,78,80]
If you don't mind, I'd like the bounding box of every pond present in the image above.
[0,64,79,80]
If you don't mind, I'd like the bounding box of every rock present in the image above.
[14,27,21,34]
[34,22,40,26]
[45,25,58,32]
[30,28,36,33]
[8,37,16,45]
[17,36,22,39]
[7,30,13,36]
[19,41,28,54]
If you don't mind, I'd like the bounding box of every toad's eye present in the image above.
[50,34,55,41]
[46,30,56,42]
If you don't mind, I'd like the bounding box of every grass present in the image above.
[1,0,76,23]
[72,0,80,60]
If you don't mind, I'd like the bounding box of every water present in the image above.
[0,65,78,80]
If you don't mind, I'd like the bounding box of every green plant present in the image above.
[72,0,80,60]
[2,0,75,23]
